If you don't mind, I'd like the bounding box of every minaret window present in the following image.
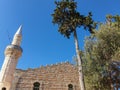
[2,87,6,90]
[33,82,40,90]
[68,84,73,90]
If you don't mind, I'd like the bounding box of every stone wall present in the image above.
[11,69,26,90]
[12,62,80,90]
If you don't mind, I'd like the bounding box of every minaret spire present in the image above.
[12,25,22,46]
[15,25,22,35]
[0,25,23,90]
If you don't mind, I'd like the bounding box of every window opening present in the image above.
[2,87,6,90]
[33,82,40,90]
[68,84,73,90]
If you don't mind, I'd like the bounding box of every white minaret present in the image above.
[0,25,23,90]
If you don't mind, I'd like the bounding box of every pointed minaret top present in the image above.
[12,25,22,46]
[15,25,22,35]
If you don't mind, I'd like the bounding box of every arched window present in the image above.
[68,84,73,90]
[2,87,6,90]
[33,82,40,90]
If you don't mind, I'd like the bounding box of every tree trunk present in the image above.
[73,30,86,90]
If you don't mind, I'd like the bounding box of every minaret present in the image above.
[0,25,23,90]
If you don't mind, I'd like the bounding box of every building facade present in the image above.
[11,62,80,90]
[0,26,80,90]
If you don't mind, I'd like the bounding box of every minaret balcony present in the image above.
[4,44,23,58]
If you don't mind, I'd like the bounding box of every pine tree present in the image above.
[52,0,96,90]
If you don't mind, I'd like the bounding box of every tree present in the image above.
[83,15,120,90]
[52,0,96,90]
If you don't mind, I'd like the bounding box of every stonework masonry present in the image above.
[11,62,80,90]
[0,26,22,90]
[0,26,80,90]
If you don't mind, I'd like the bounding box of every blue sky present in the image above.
[0,0,120,70]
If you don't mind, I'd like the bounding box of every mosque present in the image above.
[0,26,80,90]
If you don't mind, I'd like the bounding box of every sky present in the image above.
[0,0,120,70]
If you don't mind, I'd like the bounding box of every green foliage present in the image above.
[106,14,120,29]
[52,1,97,90]
[95,24,120,61]
[52,0,96,38]
[83,15,120,90]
